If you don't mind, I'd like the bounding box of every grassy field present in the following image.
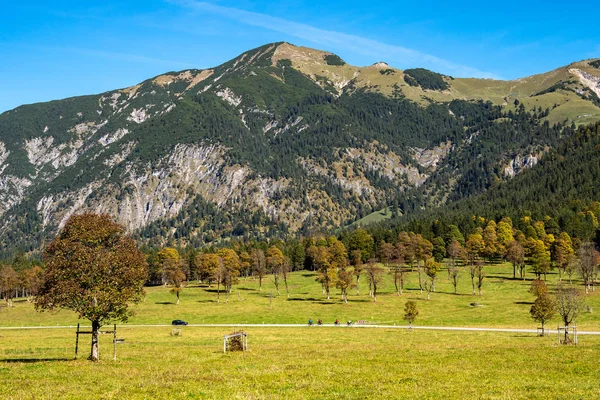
[2,262,599,329]
[1,327,599,399]
[2,262,600,398]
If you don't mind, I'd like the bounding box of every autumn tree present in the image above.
[496,219,514,260]
[529,280,548,298]
[250,249,267,291]
[414,234,433,294]
[577,242,599,293]
[35,214,147,362]
[157,247,180,285]
[423,259,440,300]
[217,248,241,303]
[330,238,351,303]
[267,246,286,296]
[364,260,384,302]
[404,300,418,327]
[530,294,556,336]
[21,266,43,301]
[162,258,186,305]
[196,253,221,286]
[211,256,226,303]
[466,233,485,266]
[552,232,574,281]
[555,285,585,344]
[378,241,395,268]
[449,266,460,294]
[447,239,465,276]
[482,221,498,262]
[351,249,364,295]
[397,232,416,272]
[391,243,406,295]
[506,241,525,279]
[475,261,485,296]
[336,244,354,305]
[238,251,252,279]
[281,257,292,298]
[0,265,18,307]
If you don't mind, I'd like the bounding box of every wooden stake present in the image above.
[113,324,117,361]
[74,323,80,359]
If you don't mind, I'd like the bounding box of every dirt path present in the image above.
[1,323,600,335]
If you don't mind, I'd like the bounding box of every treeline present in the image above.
[3,211,600,307]
[135,212,599,304]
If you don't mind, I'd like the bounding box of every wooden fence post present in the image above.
[113,324,117,361]
[75,323,80,359]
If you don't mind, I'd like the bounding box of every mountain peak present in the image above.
[371,61,391,69]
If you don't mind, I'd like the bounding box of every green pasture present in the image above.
[2,262,600,398]
[1,327,599,399]
[1,262,599,330]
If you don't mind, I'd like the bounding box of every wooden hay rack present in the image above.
[223,329,248,353]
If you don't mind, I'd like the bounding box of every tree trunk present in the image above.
[356,276,360,295]
[259,276,263,291]
[176,292,180,305]
[217,281,220,303]
[89,319,100,362]
[372,284,377,302]
[541,321,545,336]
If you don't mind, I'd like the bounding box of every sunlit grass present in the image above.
[1,327,599,399]
[1,262,599,330]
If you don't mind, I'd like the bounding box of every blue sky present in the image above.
[1,0,598,113]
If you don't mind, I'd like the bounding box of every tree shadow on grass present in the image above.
[196,300,216,303]
[1,358,72,363]
[287,297,320,301]
[514,301,534,305]
[155,301,175,305]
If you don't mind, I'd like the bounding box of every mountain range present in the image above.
[1,42,600,256]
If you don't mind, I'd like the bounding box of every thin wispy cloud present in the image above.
[67,47,196,68]
[20,44,197,69]
[168,0,501,79]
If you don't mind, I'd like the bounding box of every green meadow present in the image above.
[1,262,600,399]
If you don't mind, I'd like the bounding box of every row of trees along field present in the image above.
[123,214,600,304]
[3,212,600,307]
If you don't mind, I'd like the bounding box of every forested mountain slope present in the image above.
[388,121,600,242]
[0,42,599,256]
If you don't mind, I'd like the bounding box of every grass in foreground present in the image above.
[1,327,598,399]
